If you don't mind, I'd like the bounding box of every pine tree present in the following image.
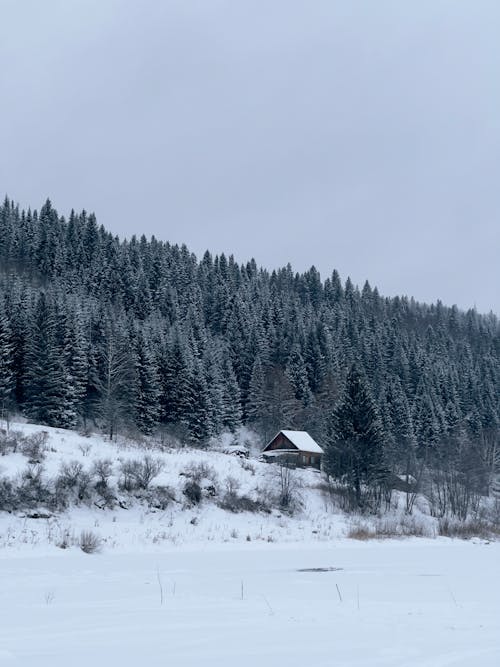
[132,330,160,434]
[286,344,312,405]
[24,293,67,426]
[220,355,243,432]
[181,360,213,445]
[246,355,267,428]
[324,365,386,508]
[62,313,89,427]
[0,307,14,421]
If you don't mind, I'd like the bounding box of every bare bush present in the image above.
[219,492,262,513]
[78,443,92,457]
[224,475,241,495]
[56,529,72,549]
[438,517,500,539]
[0,430,24,455]
[240,459,256,475]
[79,530,102,554]
[20,432,49,463]
[183,480,202,505]
[347,523,375,540]
[0,476,16,511]
[183,461,218,484]
[142,485,175,510]
[56,461,92,504]
[16,464,54,509]
[119,456,163,491]
[91,459,113,486]
[348,515,435,540]
[274,459,301,512]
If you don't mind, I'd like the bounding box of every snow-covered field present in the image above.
[1,540,499,666]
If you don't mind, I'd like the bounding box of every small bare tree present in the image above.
[275,456,299,511]
[120,456,163,490]
[91,459,113,487]
[95,333,134,440]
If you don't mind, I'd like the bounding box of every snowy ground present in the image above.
[1,422,499,665]
[0,422,439,550]
[0,540,499,666]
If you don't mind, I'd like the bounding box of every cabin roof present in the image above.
[264,430,324,454]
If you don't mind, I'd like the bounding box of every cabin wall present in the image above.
[297,453,321,469]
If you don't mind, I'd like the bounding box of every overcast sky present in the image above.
[1,1,499,313]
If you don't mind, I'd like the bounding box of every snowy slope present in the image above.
[0,421,358,552]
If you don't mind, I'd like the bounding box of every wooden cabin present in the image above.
[262,430,323,469]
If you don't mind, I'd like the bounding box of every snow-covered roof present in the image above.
[268,430,323,454]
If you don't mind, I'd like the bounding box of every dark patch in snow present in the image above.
[297,567,343,572]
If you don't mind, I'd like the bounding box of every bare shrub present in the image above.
[79,530,102,554]
[438,517,500,539]
[0,432,9,456]
[119,456,163,491]
[58,461,85,487]
[274,459,301,512]
[0,430,24,455]
[91,459,113,486]
[56,530,72,549]
[0,476,16,511]
[348,515,434,540]
[135,456,163,489]
[219,492,262,513]
[240,459,256,475]
[224,475,241,495]
[347,522,375,540]
[56,461,92,504]
[183,480,202,505]
[183,461,218,484]
[145,485,175,510]
[119,460,137,491]
[78,443,92,457]
[20,432,49,463]
[17,464,53,509]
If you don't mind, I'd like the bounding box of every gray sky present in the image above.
[1,1,499,313]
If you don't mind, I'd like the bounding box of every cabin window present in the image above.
[310,456,316,465]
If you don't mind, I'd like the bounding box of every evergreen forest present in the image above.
[0,197,498,511]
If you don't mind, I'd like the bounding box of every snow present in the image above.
[0,540,499,666]
[0,421,350,549]
[276,430,324,453]
[1,421,499,665]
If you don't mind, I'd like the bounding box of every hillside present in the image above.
[0,421,335,551]
[0,196,499,523]
[2,420,497,555]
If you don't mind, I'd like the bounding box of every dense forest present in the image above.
[0,197,498,512]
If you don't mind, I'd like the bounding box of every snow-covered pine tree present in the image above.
[323,364,386,508]
[24,292,67,426]
[132,329,160,434]
[0,305,14,421]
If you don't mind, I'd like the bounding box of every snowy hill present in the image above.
[0,421,347,552]
[0,421,448,553]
